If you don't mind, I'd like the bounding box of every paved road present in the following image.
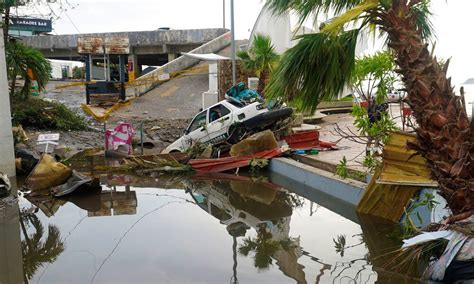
[113,64,208,121]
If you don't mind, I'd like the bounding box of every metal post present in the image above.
[140,122,144,156]
[103,122,107,153]
[119,55,126,101]
[103,53,107,81]
[223,0,226,29]
[85,55,91,104]
[230,0,236,86]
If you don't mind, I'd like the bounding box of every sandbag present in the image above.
[24,154,72,192]
[230,130,278,157]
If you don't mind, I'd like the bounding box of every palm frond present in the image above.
[265,0,367,25]
[6,42,51,100]
[266,29,359,112]
[322,0,379,34]
[411,0,435,40]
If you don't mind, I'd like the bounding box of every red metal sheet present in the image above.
[281,130,319,144]
[189,148,283,173]
[281,130,337,150]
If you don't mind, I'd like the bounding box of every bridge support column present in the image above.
[167,53,177,62]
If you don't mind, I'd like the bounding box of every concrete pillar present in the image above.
[127,53,139,81]
[0,200,24,284]
[167,53,177,62]
[209,63,218,92]
[0,29,16,178]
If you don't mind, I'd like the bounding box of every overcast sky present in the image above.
[20,0,474,85]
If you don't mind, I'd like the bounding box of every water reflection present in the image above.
[27,185,137,217]
[0,199,24,284]
[20,211,64,282]
[185,174,308,283]
[0,172,429,283]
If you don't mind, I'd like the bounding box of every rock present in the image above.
[230,130,278,157]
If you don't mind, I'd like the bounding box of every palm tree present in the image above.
[20,213,65,282]
[237,33,279,96]
[238,228,295,270]
[6,41,51,101]
[265,0,473,222]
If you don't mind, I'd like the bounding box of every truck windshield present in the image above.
[187,111,207,133]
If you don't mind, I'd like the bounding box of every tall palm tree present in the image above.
[237,33,279,96]
[265,0,473,221]
[20,213,65,282]
[6,41,51,101]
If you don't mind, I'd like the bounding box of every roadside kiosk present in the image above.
[77,36,130,105]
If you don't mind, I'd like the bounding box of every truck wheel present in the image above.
[228,125,247,144]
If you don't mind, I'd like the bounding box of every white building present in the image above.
[49,59,82,80]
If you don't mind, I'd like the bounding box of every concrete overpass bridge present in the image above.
[22,28,229,70]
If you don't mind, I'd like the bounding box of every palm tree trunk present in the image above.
[10,74,16,97]
[378,0,473,220]
[3,6,10,44]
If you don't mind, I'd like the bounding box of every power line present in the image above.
[64,10,81,34]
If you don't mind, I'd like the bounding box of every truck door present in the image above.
[206,104,232,144]
[182,110,210,148]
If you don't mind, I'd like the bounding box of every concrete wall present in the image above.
[0,29,16,178]
[269,158,365,206]
[134,32,232,96]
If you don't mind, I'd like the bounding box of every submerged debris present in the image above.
[118,156,192,174]
[51,170,101,197]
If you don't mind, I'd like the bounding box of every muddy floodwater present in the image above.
[1,173,421,284]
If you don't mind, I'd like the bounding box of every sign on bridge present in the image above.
[10,17,52,33]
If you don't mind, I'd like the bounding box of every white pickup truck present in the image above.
[162,99,293,153]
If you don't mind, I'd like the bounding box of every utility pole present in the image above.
[230,0,236,86]
[0,28,16,178]
[222,0,226,29]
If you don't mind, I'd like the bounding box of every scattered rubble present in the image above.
[0,174,11,198]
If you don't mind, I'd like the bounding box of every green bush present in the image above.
[12,98,89,131]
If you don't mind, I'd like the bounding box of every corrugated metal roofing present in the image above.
[378,132,437,187]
